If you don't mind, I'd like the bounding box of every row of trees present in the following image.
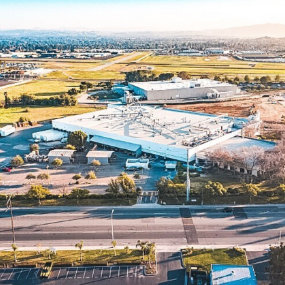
[4,94,77,108]
[207,139,285,183]
[125,70,174,82]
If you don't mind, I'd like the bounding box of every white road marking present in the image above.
[100,267,103,278]
[56,268,61,279]
[109,266,112,278]
[0,269,6,279]
[8,269,14,280]
[127,266,128,277]
[83,268,86,279]
[26,268,32,280]
[118,266,120,277]
[92,267,95,279]
[65,268,69,279]
[16,269,23,280]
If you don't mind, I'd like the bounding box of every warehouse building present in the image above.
[52,105,259,163]
[128,77,240,101]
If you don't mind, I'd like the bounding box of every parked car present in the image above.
[2,166,12,172]
[40,262,53,278]
[222,207,233,213]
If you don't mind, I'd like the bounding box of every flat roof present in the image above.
[198,136,276,155]
[48,149,75,157]
[211,264,257,285]
[52,106,248,159]
[86,150,114,158]
[129,78,233,91]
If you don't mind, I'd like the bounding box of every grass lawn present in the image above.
[0,197,137,207]
[0,249,152,267]
[182,248,247,272]
[0,106,100,127]
[139,55,285,79]
[0,80,81,99]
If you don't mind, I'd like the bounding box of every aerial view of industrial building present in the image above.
[128,77,241,101]
[52,105,259,162]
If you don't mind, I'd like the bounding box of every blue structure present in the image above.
[210,264,257,285]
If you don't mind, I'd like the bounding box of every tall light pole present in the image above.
[186,149,190,203]
[111,209,114,240]
[7,196,16,244]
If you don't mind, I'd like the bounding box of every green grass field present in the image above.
[0,249,151,267]
[138,55,285,79]
[0,106,99,126]
[183,248,247,272]
[0,80,80,99]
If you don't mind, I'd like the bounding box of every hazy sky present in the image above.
[0,0,284,31]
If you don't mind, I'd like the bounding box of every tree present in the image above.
[243,183,260,203]
[269,243,285,284]
[178,71,191,80]
[37,173,50,185]
[72,173,82,184]
[51,158,63,169]
[244,75,250,83]
[204,181,227,197]
[214,75,221,81]
[65,144,76,150]
[67,131,87,150]
[106,179,120,194]
[117,173,136,193]
[158,73,174,81]
[75,241,84,262]
[11,155,24,167]
[27,185,50,205]
[112,240,117,256]
[69,188,90,204]
[136,240,147,259]
[11,243,18,262]
[275,75,281,82]
[124,246,130,254]
[85,171,96,180]
[26,173,36,184]
[260,76,271,85]
[30,143,39,153]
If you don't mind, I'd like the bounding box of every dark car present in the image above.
[222,207,233,213]
[2,167,12,172]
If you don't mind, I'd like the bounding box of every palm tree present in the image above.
[112,240,117,256]
[11,243,18,262]
[136,240,147,260]
[75,241,84,262]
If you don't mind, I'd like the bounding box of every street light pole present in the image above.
[111,209,114,240]
[7,196,16,244]
[186,149,190,203]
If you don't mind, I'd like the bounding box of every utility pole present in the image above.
[186,149,190,203]
[7,196,16,244]
[111,209,114,241]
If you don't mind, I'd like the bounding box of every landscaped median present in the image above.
[181,247,248,272]
[0,242,157,275]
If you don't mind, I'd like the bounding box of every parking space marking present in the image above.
[83,268,87,279]
[92,268,95,279]
[65,268,69,279]
[118,266,120,277]
[100,267,103,278]
[56,268,61,279]
[109,266,112,278]
[75,267,78,278]
[16,269,23,280]
[0,269,6,279]
[25,268,32,280]
[8,269,14,280]
[127,266,128,277]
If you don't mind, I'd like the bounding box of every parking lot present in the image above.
[0,265,145,282]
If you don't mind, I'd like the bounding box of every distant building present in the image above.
[210,264,257,285]
[86,150,114,165]
[128,78,240,101]
[48,149,75,164]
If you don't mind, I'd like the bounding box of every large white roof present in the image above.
[129,78,233,91]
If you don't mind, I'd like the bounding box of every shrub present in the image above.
[91,160,101,166]
[51,158,63,168]
[85,171,96,180]
[204,181,227,196]
[27,185,50,205]
[65,144,76,150]
[69,188,90,199]
[11,155,24,167]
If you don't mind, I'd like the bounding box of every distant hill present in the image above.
[202,24,285,38]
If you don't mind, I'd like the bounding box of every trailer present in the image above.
[0,125,16,137]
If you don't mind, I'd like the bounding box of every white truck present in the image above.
[0,125,16,137]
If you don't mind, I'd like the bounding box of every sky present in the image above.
[0,0,284,32]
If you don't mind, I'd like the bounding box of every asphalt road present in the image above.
[0,205,284,249]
